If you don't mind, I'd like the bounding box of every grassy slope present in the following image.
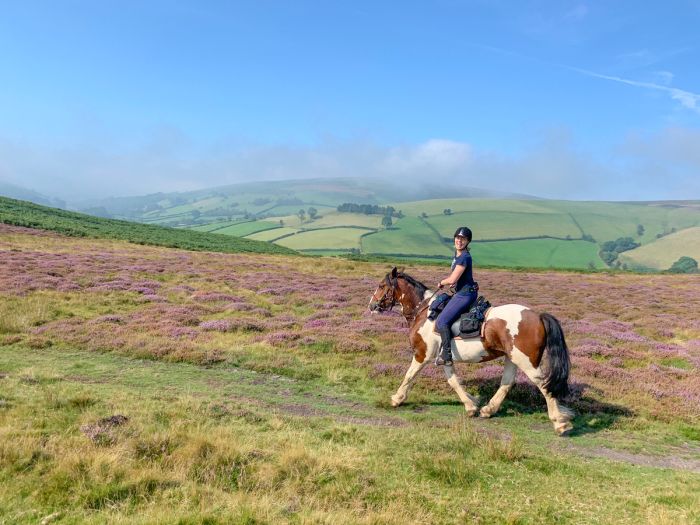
[361,217,453,256]
[275,227,368,250]
[619,227,700,270]
[472,238,607,269]
[0,227,698,523]
[0,196,295,256]
[427,210,580,239]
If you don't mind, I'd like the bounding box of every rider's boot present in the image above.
[435,327,454,366]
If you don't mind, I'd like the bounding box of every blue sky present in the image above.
[1,1,699,201]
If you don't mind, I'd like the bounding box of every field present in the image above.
[472,239,607,269]
[428,211,581,240]
[619,227,700,270]
[168,195,700,270]
[361,217,452,256]
[1,223,698,523]
[275,227,370,251]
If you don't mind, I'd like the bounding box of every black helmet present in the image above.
[453,227,472,241]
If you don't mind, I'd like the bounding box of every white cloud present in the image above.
[572,67,700,113]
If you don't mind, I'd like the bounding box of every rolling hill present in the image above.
[0,196,296,256]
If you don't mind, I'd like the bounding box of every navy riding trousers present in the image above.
[435,291,478,331]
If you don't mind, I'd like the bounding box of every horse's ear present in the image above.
[391,267,398,278]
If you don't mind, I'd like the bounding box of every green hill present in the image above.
[0,196,296,256]
[619,227,700,270]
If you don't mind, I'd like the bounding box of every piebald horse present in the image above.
[369,267,573,435]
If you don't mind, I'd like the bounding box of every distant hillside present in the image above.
[248,198,700,270]
[75,177,535,224]
[0,182,65,208]
[619,227,700,271]
[0,196,296,256]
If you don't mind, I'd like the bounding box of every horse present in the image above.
[368,267,574,435]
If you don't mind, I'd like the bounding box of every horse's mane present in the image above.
[390,271,429,298]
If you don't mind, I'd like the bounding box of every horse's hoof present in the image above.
[390,396,403,408]
[479,406,493,418]
[555,422,573,436]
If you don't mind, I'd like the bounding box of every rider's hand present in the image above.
[437,282,444,289]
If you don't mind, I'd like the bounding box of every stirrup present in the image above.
[435,354,453,366]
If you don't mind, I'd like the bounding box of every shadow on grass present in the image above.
[396,378,633,436]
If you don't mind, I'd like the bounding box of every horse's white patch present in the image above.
[499,304,528,338]
[453,337,489,363]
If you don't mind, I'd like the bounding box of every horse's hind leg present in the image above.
[480,357,516,418]
[391,357,428,407]
[511,350,573,435]
[443,365,479,417]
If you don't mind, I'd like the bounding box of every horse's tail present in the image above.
[540,313,570,399]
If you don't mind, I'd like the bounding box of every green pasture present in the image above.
[393,198,560,216]
[619,227,700,270]
[427,210,581,240]
[212,220,281,237]
[361,217,453,256]
[306,212,383,229]
[471,238,607,269]
[246,226,300,241]
[542,201,700,244]
[189,219,244,232]
[275,227,367,250]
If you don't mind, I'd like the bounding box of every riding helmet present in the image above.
[453,227,472,242]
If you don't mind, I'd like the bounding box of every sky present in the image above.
[1,0,699,202]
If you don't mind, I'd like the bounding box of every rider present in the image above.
[435,227,478,366]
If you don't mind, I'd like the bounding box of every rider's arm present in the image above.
[439,264,465,288]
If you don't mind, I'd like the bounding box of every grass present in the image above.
[427,210,581,240]
[1,224,699,523]
[0,196,296,256]
[619,227,700,270]
[361,217,452,256]
[275,227,368,250]
[1,344,698,524]
[471,238,607,269]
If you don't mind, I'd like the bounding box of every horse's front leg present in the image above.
[391,356,429,407]
[443,364,479,417]
[480,357,516,418]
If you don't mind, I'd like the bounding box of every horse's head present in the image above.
[368,267,401,313]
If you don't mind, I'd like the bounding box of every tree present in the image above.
[669,256,698,274]
[297,209,306,222]
[421,212,428,218]
[381,215,393,228]
[637,224,645,236]
[279,219,284,227]
[307,207,318,220]
[443,208,452,216]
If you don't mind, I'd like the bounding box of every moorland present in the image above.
[0,216,698,524]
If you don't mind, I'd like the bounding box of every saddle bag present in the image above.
[427,293,451,321]
[459,296,492,338]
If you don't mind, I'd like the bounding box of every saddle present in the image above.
[429,294,492,339]
[458,296,492,338]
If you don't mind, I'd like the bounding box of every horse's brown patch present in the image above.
[410,310,429,363]
[481,318,511,361]
[513,310,546,368]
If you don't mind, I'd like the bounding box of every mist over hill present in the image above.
[73,177,537,220]
[0,182,66,209]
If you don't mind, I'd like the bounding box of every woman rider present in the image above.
[434,227,478,366]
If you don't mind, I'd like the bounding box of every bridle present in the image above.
[370,275,399,312]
